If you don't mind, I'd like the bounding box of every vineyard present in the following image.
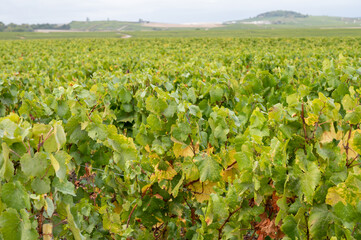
[0,37,361,239]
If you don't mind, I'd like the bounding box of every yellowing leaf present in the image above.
[142,183,153,194]
[221,164,239,182]
[50,154,60,172]
[144,144,151,153]
[326,168,361,207]
[350,129,361,155]
[305,113,318,126]
[155,163,177,181]
[173,142,199,158]
[325,187,347,206]
[320,124,337,143]
[338,129,360,159]
[189,181,216,202]
[113,202,122,214]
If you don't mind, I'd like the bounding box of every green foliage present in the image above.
[0,37,361,240]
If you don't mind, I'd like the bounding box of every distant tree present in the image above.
[31,23,70,30]
[86,17,90,22]
[4,23,33,32]
[0,22,5,32]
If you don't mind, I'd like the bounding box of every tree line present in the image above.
[0,22,70,32]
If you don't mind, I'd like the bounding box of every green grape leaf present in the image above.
[147,114,162,131]
[188,87,197,104]
[1,181,30,210]
[45,197,55,217]
[0,208,38,240]
[214,125,229,142]
[50,151,71,180]
[281,215,301,239]
[86,122,108,141]
[21,152,48,177]
[31,177,51,195]
[234,151,252,170]
[119,87,132,103]
[163,101,177,118]
[65,116,88,144]
[300,161,321,204]
[195,154,222,182]
[53,177,76,196]
[309,204,332,239]
[210,87,223,104]
[146,96,168,114]
[333,202,357,223]
[66,205,85,240]
[0,142,14,181]
[345,111,361,125]
[171,122,191,142]
[188,105,202,118]
[342,94,356,111]
[54,122,66,150]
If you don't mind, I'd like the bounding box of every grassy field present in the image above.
[226,14,361,29]
[129,28,361,38]
[0,31,124,40]
[1,28,361,40]
[69,21,148,31]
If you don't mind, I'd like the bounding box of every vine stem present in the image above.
[345,124,353,165]
[347,154,359,168]
[9,148,21,158]
[184,197,197,225]
[184,178,200,188]
[305,212,310,240]
[301,103,308,142]
[126,203,138,228]
[218,205,242,240]
[311,104,325,139]
[37,127,54,152]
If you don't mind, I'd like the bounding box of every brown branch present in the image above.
[22,139,31,156]
[75,96,83,106]
[345,124,353,165]
[9,149,21,158]
[126,203,138,228]
[88,96,103,118]
[301,103,308,142]
[352,223,359,236]
[37,135,43,152]
[184,197,197,225]
[188,134,196,156]
[37,207,44,237]
[347,154,359,168]
[53,219,68,228]
[37,128,54,152]
[311,104,325,139]
[184,178,200,188]
[305,212,310,240]
[40,166,50,180]
[218,205,242,239]
[226,161,237,170]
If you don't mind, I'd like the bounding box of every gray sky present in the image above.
[1,0,360,24]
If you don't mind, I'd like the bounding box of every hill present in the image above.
[223,10,361,29]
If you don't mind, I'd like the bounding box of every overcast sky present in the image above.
[1,0,360,24]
